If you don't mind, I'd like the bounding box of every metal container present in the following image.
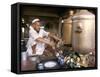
[72,10,95,54]
[62,10,74,45]
[37,63,44,70]
[58,55,64,65]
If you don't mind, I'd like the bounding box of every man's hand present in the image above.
[49,41,56,49]
[57,39,64,48]
[59,39,63,44]
[36,37,56,49]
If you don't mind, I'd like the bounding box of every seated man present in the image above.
[26,18,61,56]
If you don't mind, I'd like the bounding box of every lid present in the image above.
[64,10,74,23]
[72,10,95,20]
[69,10,74,16]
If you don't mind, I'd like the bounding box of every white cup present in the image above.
[21,52,27,61]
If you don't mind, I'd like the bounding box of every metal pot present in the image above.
[62,10,74,45]
[72,10,95,54]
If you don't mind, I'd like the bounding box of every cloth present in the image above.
[26,26,49,56]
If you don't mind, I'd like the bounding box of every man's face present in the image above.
[33,21,41,32]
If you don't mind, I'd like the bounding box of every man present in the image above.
[26,18,61,56]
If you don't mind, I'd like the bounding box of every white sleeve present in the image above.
[42,29,50,37]
[29,30,39,40]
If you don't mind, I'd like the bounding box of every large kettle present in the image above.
[72,10,95,54]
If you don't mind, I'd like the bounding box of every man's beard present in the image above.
[35,28,40,33]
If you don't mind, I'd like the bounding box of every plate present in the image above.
[44,61,57,68]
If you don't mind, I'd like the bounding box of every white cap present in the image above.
[32,18,40,24]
